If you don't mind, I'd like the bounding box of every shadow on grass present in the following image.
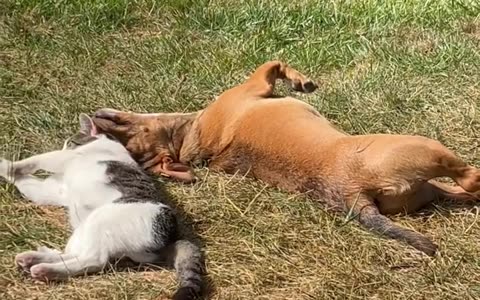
[103,178,214,300]
[152,178,215,300]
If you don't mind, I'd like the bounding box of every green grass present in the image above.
[2,0,480,299]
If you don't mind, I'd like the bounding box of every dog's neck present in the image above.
[171,111,204,165]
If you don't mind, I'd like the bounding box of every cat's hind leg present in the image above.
[26,225,108,281]
[29,254,107,281]
[29,203,158,281]
[28,225,108,281]
[15,246,73,272]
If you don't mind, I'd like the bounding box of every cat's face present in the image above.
[63,114,117,150]
[64,132,98,150]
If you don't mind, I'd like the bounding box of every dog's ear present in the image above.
[79,113,98,136]
[153,156,197,183]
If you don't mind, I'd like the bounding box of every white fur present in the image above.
[1,135,165,281]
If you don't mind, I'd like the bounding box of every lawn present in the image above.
[1,0,480,299]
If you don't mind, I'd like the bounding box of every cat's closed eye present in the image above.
[65,133,98,149]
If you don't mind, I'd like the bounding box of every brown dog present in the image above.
[92,61,480,256]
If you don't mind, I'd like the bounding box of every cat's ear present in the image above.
[79,113,98,136]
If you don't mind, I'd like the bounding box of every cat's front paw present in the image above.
[0,158,13,182]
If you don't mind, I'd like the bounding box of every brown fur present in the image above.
[93,61,480,256]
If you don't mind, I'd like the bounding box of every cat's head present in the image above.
[63,113,117,150]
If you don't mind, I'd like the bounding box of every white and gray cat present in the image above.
[0,114,203,300]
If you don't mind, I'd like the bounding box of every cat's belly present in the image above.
[67,204,93,228]
[64,180,122,228]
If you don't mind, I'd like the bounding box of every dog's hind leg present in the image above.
[428,179,479,201]
[357,135,480,208]
[375,180,477,215]
[443,164,480,196]
[398,141,480,198]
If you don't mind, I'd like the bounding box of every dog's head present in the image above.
[92,108,198,183]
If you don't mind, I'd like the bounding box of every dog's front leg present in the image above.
[224,61,318,99]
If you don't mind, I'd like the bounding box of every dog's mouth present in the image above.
[92,115,113,125]
[93,109,129,130]
[91,116,119,134]
[91,109,137,142]
[93,109,130,125]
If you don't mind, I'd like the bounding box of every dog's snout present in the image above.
[94,108,131,125]
[94,109,116,119]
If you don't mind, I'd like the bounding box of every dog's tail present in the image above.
[357,205,438,256]
[165,240,204,300]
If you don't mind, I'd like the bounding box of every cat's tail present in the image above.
[168,239,204,300]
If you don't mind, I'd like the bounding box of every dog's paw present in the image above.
[302,80,318,93]
[291,79,318,93]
